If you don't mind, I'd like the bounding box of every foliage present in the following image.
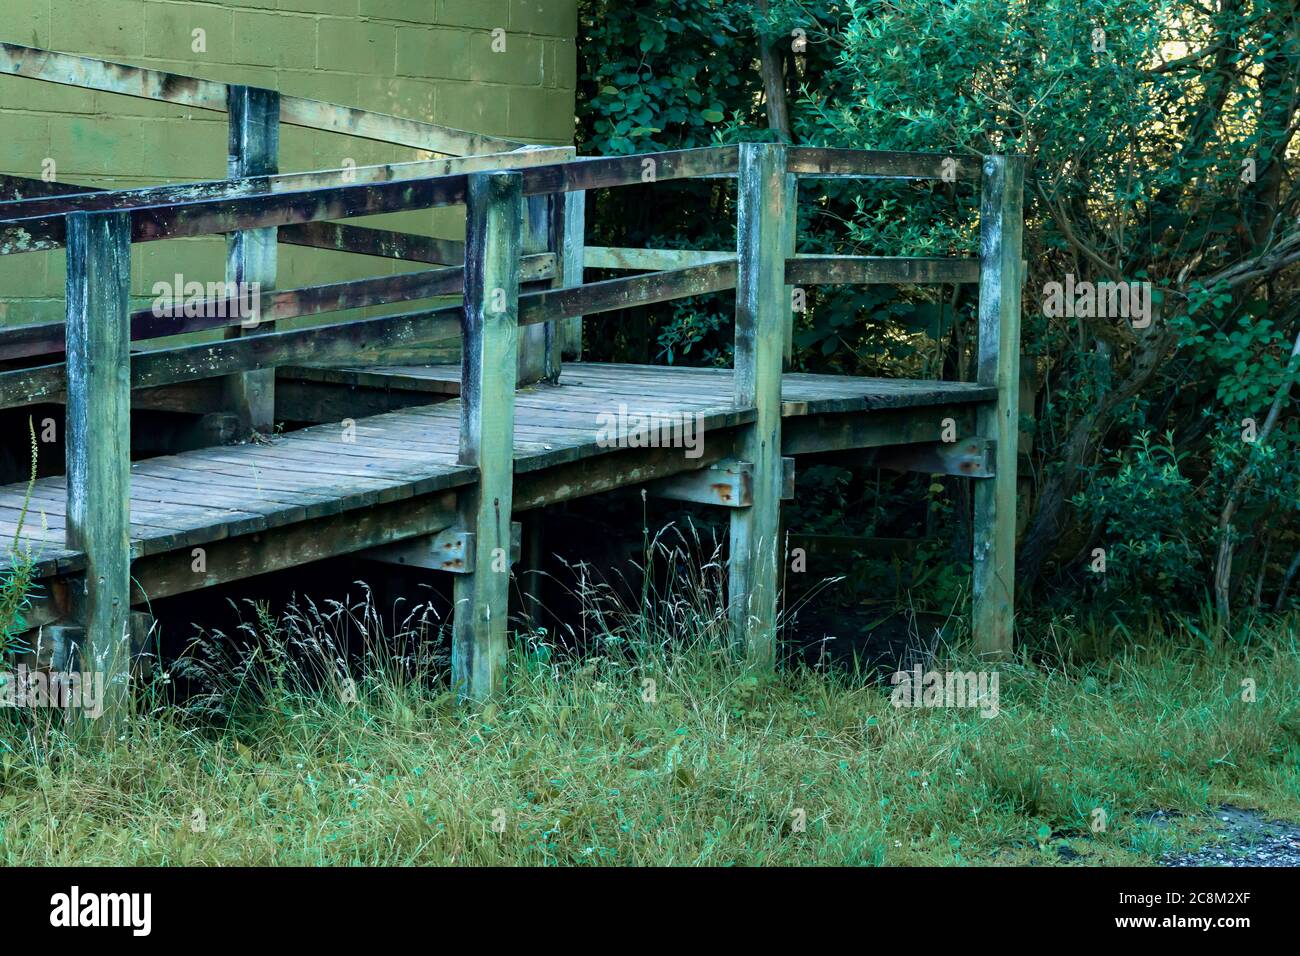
[1071,432,1206,602]
[576,0,1300,620]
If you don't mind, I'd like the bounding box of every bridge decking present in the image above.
[0,363,994,578]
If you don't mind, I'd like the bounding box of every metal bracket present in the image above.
[645,457,795,507]
[870,438,995,478]
[358,523,522,573]
[27,611,153,672]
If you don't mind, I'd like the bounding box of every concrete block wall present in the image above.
[0,0,578,332]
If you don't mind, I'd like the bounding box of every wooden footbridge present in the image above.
[0,45,1024,713]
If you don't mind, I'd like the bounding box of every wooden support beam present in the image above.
[64,210,133,728]
[453,169,522,702]
[277,93,524,155]
[560,191,586,359]
[871,438,995,478]
[0,173,101,201]
[114,493,459,615]
[512,432,737,511]
[647,458,794,507]
[730,143,789,668]
[972,155,1025,658]
[0,42,525,155]
[781,405,985,455]
[224,85,279,435]
[359,523,522,573]
[279,221,465,265]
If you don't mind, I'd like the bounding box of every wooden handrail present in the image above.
[0,147,738,255]
[0,148,574,221]
[584,247,733,270]
[786,255,979,285]
[0,255,557,365]
[787,147,979,181]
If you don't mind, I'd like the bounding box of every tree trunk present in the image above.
[757,0,793,141]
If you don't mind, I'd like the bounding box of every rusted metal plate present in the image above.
[873,438,995,477]
[358,522,522,573]
[647,459,752,507]
[646,458,793,508]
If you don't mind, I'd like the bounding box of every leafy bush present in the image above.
[576,0,1300,624]
[1071,432,1206,602]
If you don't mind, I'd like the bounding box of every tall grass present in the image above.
[1,418,40,655]
[0,524,1296,865]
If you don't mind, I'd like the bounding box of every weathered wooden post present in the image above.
[731,142,790,667]
[560,190,586,359]
[453,170,523,701]
[782,173,798,366]
[518,192,556,384]
[224,85,280,435]
[65,209,133,727]
[972,154,1025,657]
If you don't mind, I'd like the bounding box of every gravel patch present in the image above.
[1160,805,1300,867]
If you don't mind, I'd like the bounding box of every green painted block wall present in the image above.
[0,0,578,341]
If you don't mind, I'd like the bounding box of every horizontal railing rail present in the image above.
[0,147,740,255]
[0,148,573,222]
[0,144,990,410]
[0,254,558,366]
[786,147,980,180]
[0,146,980,255]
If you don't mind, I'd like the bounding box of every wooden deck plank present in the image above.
[0,363,996,580]
[305,362,996,415]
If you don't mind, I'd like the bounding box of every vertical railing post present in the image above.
[560,189,586,360]
[224,84,279,435]
[731,142,789,668]
[517,192,554,384]
[782,172,798,367]
[972,154,1025,657]
[65,210,133,727]
[453,170,523,702]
